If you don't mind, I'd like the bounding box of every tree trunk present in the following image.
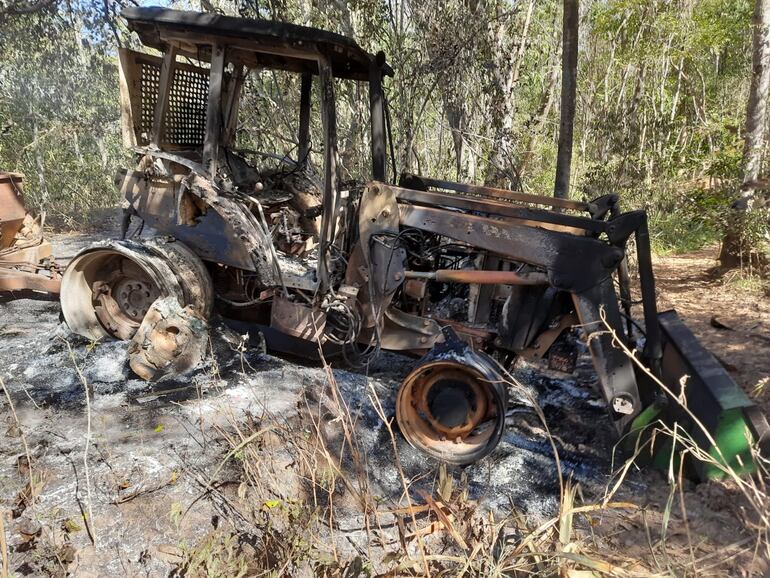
[32,119,49,207]
[446,105,466,180]
[484,0,535,189]
[554,0,579,199]
[719,0,770,268]
[742,0,770,189]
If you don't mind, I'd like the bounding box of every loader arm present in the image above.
[358,179,767,479]
[362,182,646,431]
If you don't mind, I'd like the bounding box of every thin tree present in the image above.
[554,0,579,199]
[719,0,770,267]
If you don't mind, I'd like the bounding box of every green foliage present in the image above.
[692,0,753,54]
[578,0,758,252]
[0,0,764,252]
[0,1,126,223]
[650,187,734,254]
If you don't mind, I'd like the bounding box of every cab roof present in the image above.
[122,7,392,81]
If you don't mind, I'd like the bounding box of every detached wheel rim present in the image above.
[396,359,506,464]
[61,241,184,340]
[62,238,214,341]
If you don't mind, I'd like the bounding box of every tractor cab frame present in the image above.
[115,7,393,293]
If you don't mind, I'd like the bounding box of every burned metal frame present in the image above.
[391,177,665,369]
[121,8,392,290]
[355,181,664,432]
[55,7,768,476]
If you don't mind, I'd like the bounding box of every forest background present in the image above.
[1,0,767,260]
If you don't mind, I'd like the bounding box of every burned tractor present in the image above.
[59,7,767,477]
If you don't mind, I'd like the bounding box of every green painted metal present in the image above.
[628,408,757,479]
[702,408,756,478]
[627,310,765,481]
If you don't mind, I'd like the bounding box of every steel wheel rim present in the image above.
[92,256,161,340]
[396,360,505,464]
[61,241,184,340]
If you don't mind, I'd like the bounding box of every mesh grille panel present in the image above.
[139,62,160,141]
[138,59,209,147]
[165,67,209,146]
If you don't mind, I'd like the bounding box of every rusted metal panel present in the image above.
[0,172,27,249]
[394,185,601,236]
[379,307,442,351]
[398,203,623,293]
[121,7,393,81]
[118,169,274,278]
[0,241,53,264]
[357,182,404,320]
[0,270,61,293]
[117,48,141,148]
[405,174,592,212]
[0,172,61,294]
[518,312,577,364]
[497,286,558,352]
[270,295,325,341]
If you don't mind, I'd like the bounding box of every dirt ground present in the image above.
[0,229,768,576]
[653,247,770,410]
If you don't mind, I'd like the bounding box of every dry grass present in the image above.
[0,507,8,578]
[166,336,769,578]
[1,331,765,577]
[0,377,34,498]
[61,338,98,547]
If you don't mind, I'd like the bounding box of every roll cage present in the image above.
[119,7,392,285]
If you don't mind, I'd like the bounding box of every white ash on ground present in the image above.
[0,231,762,576]
[0,287,637,575]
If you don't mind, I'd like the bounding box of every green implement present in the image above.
[631,310,769,480]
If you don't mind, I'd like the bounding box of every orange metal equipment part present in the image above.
[0,172,61,294]
[0,172,27,249]
[395,327,508,465]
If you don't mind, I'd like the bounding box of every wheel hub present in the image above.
[113,278,156,320]
[427,379,475,429]
[415,370,489,439]
[92,257,161,340]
